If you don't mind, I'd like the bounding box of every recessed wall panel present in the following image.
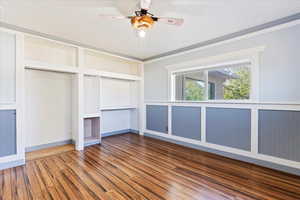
[84,76,100,115]
[258,110,300,162]
[172,106,201,140]
[0,110,16,157]
[206,107,251,151]
[146,105,168,133]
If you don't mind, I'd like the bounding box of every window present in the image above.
[175,71,206,101]
[207,65,251,100]
[173,62,252,101]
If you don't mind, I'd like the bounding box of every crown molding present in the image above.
[0,21,143,62]
[1,12,300,64]
[144,12,300,63]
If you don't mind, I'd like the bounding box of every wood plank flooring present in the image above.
[1,133,300,200]
[26,144,75,161]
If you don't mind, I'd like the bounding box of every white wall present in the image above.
[101,78,132,108]
[101,110,131,133]
[100,78,140,133]
[24,36,77,67]
[84,50,140,76]
[0,31,16,104]
[145,24,300,102]
[25,69,73,147]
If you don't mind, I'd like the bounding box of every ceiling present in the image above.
[0,0,300,60]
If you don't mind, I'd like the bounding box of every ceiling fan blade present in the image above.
[99,15,131,20]
[157,17,184,26]
[140,0,151,10]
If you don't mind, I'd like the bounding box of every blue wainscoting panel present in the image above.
[172,106,201,140]
[258,110,300,162]
[206,107,251,151]
[146,105,168,133]
[0,110,16,157]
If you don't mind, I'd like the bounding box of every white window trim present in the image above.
[166,46,265,103]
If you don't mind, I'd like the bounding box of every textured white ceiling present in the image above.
[1,0,300,60]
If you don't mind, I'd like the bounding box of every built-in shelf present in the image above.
[100,71,141,81]
[25,60,142,81]
[82,69,141,81]
[24,60,79,74]
[100,106,137,111]
[84,117,100,147]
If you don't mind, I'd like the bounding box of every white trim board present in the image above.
[0,104,16,110]
[144,100,300,106]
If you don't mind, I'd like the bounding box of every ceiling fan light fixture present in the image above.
[131,15,154,30]
[136,28,147,38]
[98,0,184,38]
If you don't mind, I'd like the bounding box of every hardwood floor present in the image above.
[26,144,75,161]
[1,133,300,200]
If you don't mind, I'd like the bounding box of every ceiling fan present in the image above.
[99,0,184,38]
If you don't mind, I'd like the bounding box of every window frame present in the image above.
[167,47,264,103]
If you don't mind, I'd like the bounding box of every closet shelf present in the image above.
[25,60,79,74]
[100,106,137,111]
[100,71,141,81]
[82,69,141,81]
[25,60,142,81]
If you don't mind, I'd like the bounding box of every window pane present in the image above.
[175,71,206,101]
[207,65,251,100]
[208,82,215,100]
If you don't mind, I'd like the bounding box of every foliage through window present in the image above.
[174,63,251,101]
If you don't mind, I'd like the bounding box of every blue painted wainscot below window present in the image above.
[0,110,17,157]
[146,105,168,133]
[172,106,201,140]
[206,107,251,151]
[259,110,300,162]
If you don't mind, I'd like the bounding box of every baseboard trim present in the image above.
[25,130,140,152]
[0,159,25,171]
[129,129,139,134]
[144,133,300,176]
[25,140,73,152]
[84,140,101,147]
[102,129,139,138]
